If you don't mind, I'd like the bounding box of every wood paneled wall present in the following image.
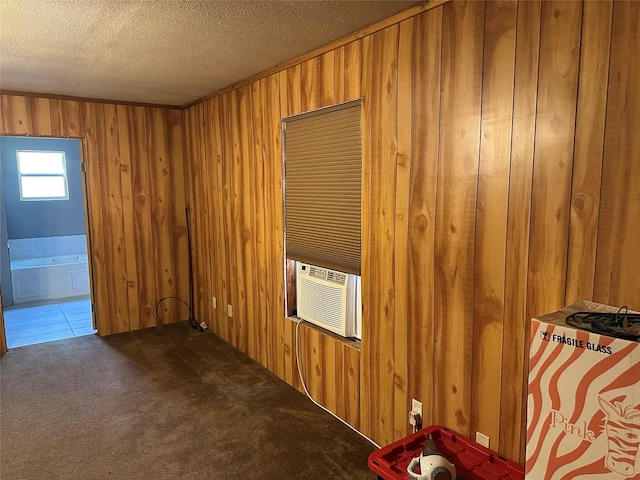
[0,95,188,335]
[183,0,639,463]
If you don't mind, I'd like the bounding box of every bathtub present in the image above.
[10,254,90,304]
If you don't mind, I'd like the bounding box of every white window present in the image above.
[17,150,69,201]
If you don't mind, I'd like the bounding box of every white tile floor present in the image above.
[3,296,95,348]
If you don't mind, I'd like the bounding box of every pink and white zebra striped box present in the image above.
[526,301,640,480]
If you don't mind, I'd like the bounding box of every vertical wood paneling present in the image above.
[230,89,247,351]
[116,105,141,331]
[1,95,32,134]
[148,108,178,324]
[288,319,302,392]
[344,344,361,429]
[183,107,199,324]
[49,99,64,134]
[193,104,206,329]
[471,0,517,447]
[191,104,205,331]
[369,24,399,447]
[282,64,303,389]
[320,51,335,107]
[209,97,226,337]
[188,103,205,329]
[407,6,442,430]
[195,102,210,331]
[200,112,214,330]
[321,333,336,411]
[344,41,362,102]
[335,341,347,420]
[500,0,541,462]
[394,17,414,440]
[222,93,236,343]
[31,97,53,136]
[97,103,129,332]
[61,101,81,138]
[359,32,373,439]
[279,70,295,385]
[565,1,612,305]
[263,74,285,379]
[129,106,157,328]
[243,85,259,360]
[168,109,188,317]
[434,0,484,436]
[286,64,301,116]
[251,81,268,365]
[203,101,216,330]
[300,58,320,112]
[595,0,640,306]
[527,0,583,318]
[208,99,219,332]
[306,325,324,403]
[333,46,346,104]
[18,96,35,134]
[81,102,111,333]
[239,86,257,357]
[526,0,583,458]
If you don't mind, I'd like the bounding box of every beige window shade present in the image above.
[284,101,362,275]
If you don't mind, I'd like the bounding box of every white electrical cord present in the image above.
[295,318,381,450]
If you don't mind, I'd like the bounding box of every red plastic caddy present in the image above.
[368,425,524,480]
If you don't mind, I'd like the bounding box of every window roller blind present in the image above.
[284,101,362,275]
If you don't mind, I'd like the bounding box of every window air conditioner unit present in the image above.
[296,262,360,339]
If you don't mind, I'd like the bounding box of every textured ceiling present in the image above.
[0,0,422,106]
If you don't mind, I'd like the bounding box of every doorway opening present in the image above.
[1,136,95,348]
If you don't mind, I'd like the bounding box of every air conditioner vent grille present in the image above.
[296,262,358,338]
[298,276,343,330]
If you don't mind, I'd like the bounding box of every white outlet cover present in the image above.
[411,399,422,416]
[212,296,217,308]
[475,432,490,448]
[227,304,233,317]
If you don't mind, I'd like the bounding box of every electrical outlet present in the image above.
[411,399,423,417]
[212,296,217,308]
[475,432,490,448]
[409,399,423,431]
[227,304,233,317]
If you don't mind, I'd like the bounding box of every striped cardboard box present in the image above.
[526,301,640,479]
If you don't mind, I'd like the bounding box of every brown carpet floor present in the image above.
[0,324,376,479]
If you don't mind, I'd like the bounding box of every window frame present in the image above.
[16,150,70,202]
